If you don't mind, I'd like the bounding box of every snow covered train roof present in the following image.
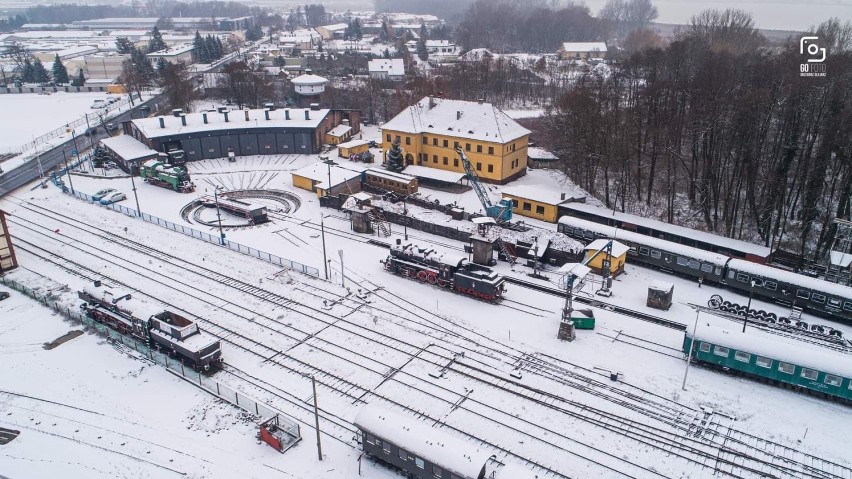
[726,258,852,299]
[691,322,852,379]
[354,404,490,479]
[558,216,731,266]
[382,97,530,144]
[82,284,162,321]
[561,203,771,258]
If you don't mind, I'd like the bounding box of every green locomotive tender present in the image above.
[140,159,195,192]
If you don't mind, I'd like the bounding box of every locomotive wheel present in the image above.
[417,271,428,282]
[708,294,723,309]
[722,301,732,308]
[427,274,437,284]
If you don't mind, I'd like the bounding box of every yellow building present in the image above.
[325,124,352,145]
[501,186,574,223]
[558,42,608,60]
[583,239,629,277]
[381,97,531,184]
[338,139,370,158]
[291,161,362,197]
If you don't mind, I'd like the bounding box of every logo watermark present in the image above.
[799,36,827,77]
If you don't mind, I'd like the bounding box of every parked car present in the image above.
[90,99,107,109]
[0,291,9,301]
[105,123,117,132]
[99,191,127,205]
[84,126,99,136]
[91,188,116,201]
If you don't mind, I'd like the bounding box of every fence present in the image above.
[0,275,302,451]
[49,173,320,278]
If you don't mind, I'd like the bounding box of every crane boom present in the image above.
[454,147,512,222]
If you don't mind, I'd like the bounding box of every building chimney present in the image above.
[342,119,350,126]
[244,110,250,121]
[180,114,186,126]
[172,108,183,117]
[305,68,312,75]
[310,102,320,111]
[264,102,275,111]
[478,98,484,104]
[285,109,290,120]
[561,192,566,201]
[304,109,310,120]
[428,96,435,109]
[223,111,229,122]
[456,111,462,120]
[158,117,165,128]
[202,112,208,124]
[264,109,270,120]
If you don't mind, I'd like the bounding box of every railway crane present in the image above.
[454,147,512,222]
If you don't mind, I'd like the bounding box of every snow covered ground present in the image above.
[2,152,851,479]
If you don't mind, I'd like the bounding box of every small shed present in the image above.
[337,139,370,158]
[325,124,352,145]
[647,280,674,310]
[583,239,629,277]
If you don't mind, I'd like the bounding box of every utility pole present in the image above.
[743,280,755,332]
[33,136,46,189]
[129,162,141,216]
[682,309,701,391]
[214,186,226,244]
[402,195,408,240]
[70,128,84,172]
[62,150,75,194]
[312,375,323,461]
[338,249,345,287]
[320,214,329,280]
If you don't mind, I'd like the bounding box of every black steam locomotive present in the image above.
[78,281,223,371]
[382,241,506,302]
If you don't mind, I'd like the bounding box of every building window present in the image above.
[415,457,425,469]
[395,136,400,142]
[454,158,459,167]
[488,146,494,155]
[433,465,443,478]
[405,137,410,145]
[756,356,772,368]
[477,145,482,153]
[465,143,471,151]
[487,164,493,173]
[535,205,545,214]
[433,138,438,146]
[824,374,841,387]
[736,273,749,283]
[511,199,518,207]
[454,141,460,149]
[811,293,826,304]
[734,351,751,363]
[639,247,649,255]
[365,433,374,445]
[801,368,818,381]
[476,162,481,171]
[522,202,531,211]
[443,140,448,147]
[650,250,662,259]
[383,442,391,454]
[398,448,408,460]
[700,264,713,273]
[433,155,438,163]
[677,257,689,266]
[764,281,777,291]
[422,136,428,144]
[699,342,711,353]
[778,362,794,374]
[375,438,383,448]
[443,157,448,165]
[796,289,810,300]
[713,346,729,357]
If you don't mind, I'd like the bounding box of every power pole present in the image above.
[62,150,75,194]
[321,214,329,280]
[214,187,226,244]
[338,249,345,287]
[129,166,141,216]
[312,375,323,461]
[682,309,701,391]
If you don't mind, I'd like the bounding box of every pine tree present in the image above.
[52,54,69,84]
[193,31,208,63]
[245,24,262,42]
[216,37,224,57]
[379,19,390,42]
[21,57,34,83]
[115,37,134,54]
[92,145,108,168]
[205,35,220,61]
[156,57,168,72]
[148,26,167,53]
[385,137,405,173]
[32,58,49,84]
[71,68,86,86]
[417,39,428,61]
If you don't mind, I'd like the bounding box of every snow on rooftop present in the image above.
[584,239,630,257]
[650,280,674,292]
[400,164,466,184]
[146,44,194,57]
[561,42,607,53]
[291,73,328,85]
[381,97,530,145]
[692,321,852,379]
[562,203,771,258]
[726,258,852,300]
[502,185,572,206]
[292,161,361,187]
[337,139,370,149]
[131,108,330,139]
[830,250,852,268]
[100,135,157,161]
[365,168,415,183]
[527,147,558,160]
[327,124,352,137]
[368,58,405,76]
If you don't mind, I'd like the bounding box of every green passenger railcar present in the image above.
[683,324,852,403]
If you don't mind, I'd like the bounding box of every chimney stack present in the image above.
[478,98,484,104]
[180,114,186,126]
[310,102,320,111]
[244,110,250,121]
[223,111,229,122]
[561,192,566,201]
[172,108,183,117]
[158,117,165,128]
[285,109,290,120]
[304,109,310,120]
[202,112,208,124]
[456,111,462,120]
[264,102,275,111]
[264,109,270,120]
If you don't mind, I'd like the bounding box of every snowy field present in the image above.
[2,149,852,478]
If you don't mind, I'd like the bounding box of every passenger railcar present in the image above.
[364,168,418,195]
[382,241,506,302]
[683,323,852,403]
[558,216,852,324]
[200,195,268,225]
[78,281,223,371]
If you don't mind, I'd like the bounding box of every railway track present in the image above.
[7,195,851,479]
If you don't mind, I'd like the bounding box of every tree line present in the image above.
[544,12,852,261]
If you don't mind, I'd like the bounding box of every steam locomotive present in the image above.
[382,240,506,302]
[78,281,223,371]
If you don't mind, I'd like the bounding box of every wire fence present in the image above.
[49,171,320,278]
[0,275,302,449]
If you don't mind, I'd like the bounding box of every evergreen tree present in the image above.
[205,35,221,60]
[21,57,34,83]
[156,57,168,72]
[379,19,390,42]
[115,37,134,54]
[384,137,405,173]
[383,48,391,59]
[419,21,427,41]
[245,24,263,41]
[32,58,49,84]
[416,39,428,61]
[92,145,108,168]
[51,54,69,84]
[216,37,224,56]
[148,26,167,53]
[71,68,85,86]
[193,31,209,63]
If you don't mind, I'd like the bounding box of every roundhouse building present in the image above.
[127,106,360,160]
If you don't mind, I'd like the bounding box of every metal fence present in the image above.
[50,173,320,278]
[0,275,302,449]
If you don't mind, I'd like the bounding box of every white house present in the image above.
[558,42,607,60]
[368,59,405,80]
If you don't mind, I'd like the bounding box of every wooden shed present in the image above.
[583,239,629,277]
[338,139,370,158]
